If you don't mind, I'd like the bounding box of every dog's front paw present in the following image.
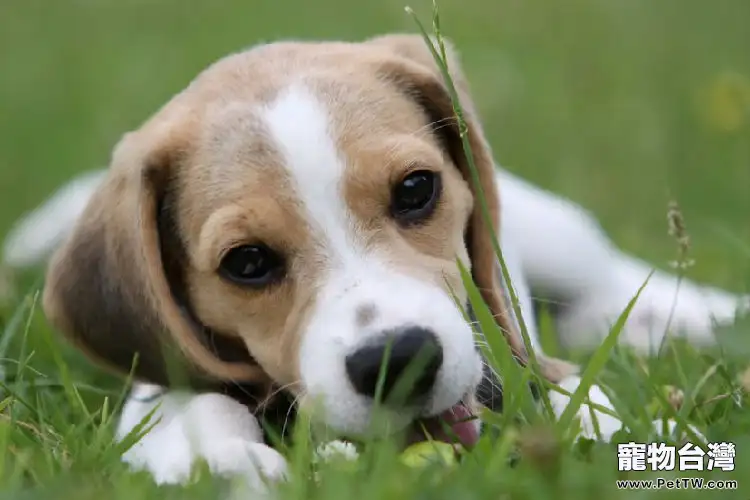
[123,436,288,491]
[200,439,288,493]
[118,389,288,492]
[121,420,196,485]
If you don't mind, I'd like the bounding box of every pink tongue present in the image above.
[436,404,479,448]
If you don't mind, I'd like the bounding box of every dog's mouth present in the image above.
[408,401,479,448]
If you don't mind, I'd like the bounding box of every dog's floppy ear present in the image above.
[367,34,577,383]
[42,118,265,386]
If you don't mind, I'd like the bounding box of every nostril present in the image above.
[345,326,443,405]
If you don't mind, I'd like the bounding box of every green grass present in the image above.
[1,0,750,498]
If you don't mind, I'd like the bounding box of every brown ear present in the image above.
[367,34,577,383]
[42,122,266,386]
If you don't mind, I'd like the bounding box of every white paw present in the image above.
[123,433,287,491]
[121,415,195,485]
[550,376,705,444]
[117,388,287,493]
[631,281,747,343]
[558,277,748,352]
[200,439,288,492]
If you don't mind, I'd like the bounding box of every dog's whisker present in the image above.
[280,391,307,439]
[265,381,303,402]
[254,381,303,415]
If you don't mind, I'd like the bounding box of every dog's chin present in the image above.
[343,394,481,449]
[304,391,481,450]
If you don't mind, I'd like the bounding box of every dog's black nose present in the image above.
[345,326,443,404]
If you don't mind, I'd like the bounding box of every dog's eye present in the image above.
[390,170,441,224]
[219,244,284,287]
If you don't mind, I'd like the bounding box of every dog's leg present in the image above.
[566,255,749,351]
[2,170,106,270]
[496,168,748,352]
[117,383,287,492]
[493,225,698,442]
[495,169,722,443]
[1,170,106,305]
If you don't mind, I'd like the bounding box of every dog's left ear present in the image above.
[41,115,267,387]
[366,34,577,383]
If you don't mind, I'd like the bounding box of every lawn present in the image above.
[1,0,749,498]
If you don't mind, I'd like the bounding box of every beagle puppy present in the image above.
[2,34,746,491]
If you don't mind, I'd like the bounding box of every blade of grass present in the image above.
[113,404,162,456]
[677,362,719,423]
[0,289,40,381]
[457,260,538,424]
[406,2,555,420]
[10,290,38,405]
[634,361,707,445]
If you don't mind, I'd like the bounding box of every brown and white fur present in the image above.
[2,34,747,492]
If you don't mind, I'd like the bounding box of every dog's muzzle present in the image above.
[344,325,481,448]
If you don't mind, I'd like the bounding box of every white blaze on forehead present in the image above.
[258,83,357,259]
[258,86,483,433]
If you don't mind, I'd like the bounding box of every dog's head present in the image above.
[42,34,575,443]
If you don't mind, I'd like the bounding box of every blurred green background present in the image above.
[0,3,749,497]
[1,0,749,290]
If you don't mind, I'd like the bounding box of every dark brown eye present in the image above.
[390,170,441,224]
[219,244,284,288]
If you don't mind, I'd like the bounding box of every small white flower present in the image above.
[313,440,360,463]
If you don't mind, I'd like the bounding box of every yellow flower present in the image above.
[702,71,750,133]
